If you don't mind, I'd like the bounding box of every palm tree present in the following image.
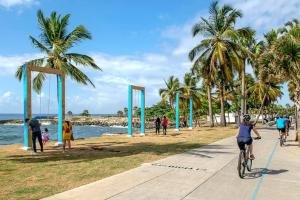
[159,76,180,109]
[274,21,300,141]
[236,30,256,115]
[191,58,216,127]
[189,1,252,126]
[15,10,101,93]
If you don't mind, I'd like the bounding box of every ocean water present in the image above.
[0,124,129,145]
[0,114,128,145]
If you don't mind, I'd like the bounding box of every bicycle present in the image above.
[279,129,286,147]
[237,137,261,179]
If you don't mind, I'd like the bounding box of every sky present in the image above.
[0,0,298,114]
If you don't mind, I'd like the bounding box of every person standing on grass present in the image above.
[42,128,50,145]
[162,116,168,135]
[155,117,161,135]
[25,117,43,153]
[63,120,72,152]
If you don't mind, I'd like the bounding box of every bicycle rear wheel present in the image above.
[238,151,246,178]
[280,134,284,147]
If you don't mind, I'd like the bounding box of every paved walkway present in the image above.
[44,129,300,200]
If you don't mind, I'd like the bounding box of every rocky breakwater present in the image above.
[70,116,128,127]
[0,116,175,129]
[70,116,167,129]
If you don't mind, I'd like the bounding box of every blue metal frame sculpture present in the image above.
[128,85,145,136]
[22,64,65,150]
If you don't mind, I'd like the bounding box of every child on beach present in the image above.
[42,128,49,145]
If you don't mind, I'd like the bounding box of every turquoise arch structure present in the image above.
[127,85,145,136]
[23,64,64,149]
[175,91,193,131]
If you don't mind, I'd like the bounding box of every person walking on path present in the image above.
[25,117,43,153]
[155,117,161,135]
[63,120,73,152]
[162,116,168,135]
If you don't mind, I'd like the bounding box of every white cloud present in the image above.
[0,53,43,75]
[69,52,190,113]
[0,0,38,8]
[0,91,22,112]
[221,0,300,33]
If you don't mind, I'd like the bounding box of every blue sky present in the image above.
[0,0,298,114]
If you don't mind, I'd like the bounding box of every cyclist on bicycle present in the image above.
[236,114,261,160]
[276,116,286,140]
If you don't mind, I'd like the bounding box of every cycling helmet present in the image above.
[243,114,251,121]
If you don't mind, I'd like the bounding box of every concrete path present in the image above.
[44,129,300,200]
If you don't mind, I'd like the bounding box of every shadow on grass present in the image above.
[245,168,288,179]
[4,142,232,164]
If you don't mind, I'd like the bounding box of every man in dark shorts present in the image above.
[25,118,43,153]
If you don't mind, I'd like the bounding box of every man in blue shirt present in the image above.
[276,116,286,140]
[25,117,43,153]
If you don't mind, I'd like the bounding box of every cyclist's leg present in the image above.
[246,138,254,159]
[237,138,246,151]
[281,128,287,141]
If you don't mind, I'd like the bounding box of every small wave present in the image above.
[102,132,122,136]
[3,123,23,126]
[41,122,52,125]
[110,125,127,128]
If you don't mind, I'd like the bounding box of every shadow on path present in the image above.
[245,168,288,179]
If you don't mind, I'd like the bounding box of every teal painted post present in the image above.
[128,85,132,136]
[57,75,63,144]
[140,89,145,135]
[23,64,29,149]
[189,98,193,129]
[175,92,179,131]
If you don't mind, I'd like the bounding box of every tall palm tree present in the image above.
[159,76,180,109]
[191,58,216,127]
[15,10,101,93]
[189,1,252,126]
[236,30,256,115]
[274,21,300,141]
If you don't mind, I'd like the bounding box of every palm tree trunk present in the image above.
[207,85,214,127]
[295,104,299,142]
[241,61,246,115]
[235,99,241,126]
[254,93,267,125]
[220,84,226,127]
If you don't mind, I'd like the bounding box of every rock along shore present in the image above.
[0,116,176,129]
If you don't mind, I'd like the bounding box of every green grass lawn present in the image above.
[0,127,236,200]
